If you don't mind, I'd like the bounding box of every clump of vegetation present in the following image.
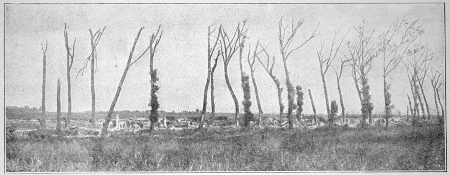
[384,83,394,127]
[361,77,374,127]
[295,86,304,122]
[242,75,253,127]
[149,69,160,131]
[329,100,338,126]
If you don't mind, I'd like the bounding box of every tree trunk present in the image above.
[90,43,96,126]
[100,28,143,137]
[308,89,317,124]
[437,88,444,119]
[223,64,240,127]
[210,55,219,124]
[282,59,294,129]
[432,83,440,117]
[41,47,47,129]
[277,85,283,123]
[321,72,330,116]
[66,68,71,128]
[414,81,425,121]
[56,79,61,134]
[239,41,246,127]
[408,76,418,119]
[408,95,414,121]
[418,81,430,120]
[383,77,389,128]
[352,71,363,103]
[210,67,217,122]
[336,76,345,124]
[250,71,263,127]
[199,55,212,129]
[64,26,73,129]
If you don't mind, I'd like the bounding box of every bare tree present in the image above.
[308,89,317,124]
[333,56,351,124]
[100,27,156,137]
[40,41,48,129]
[278,17,319,129]
[64,24,76,128]
[344,20,378,127]
[148,26,163,132]
[428,64,444,121]
[256,45,284,123]
[379,19,422,127]
[199,24,221,129]
[417,47,434,121]
[247,42,264,127]
[219,22,247,127]
[404,44,432,122]
[56,79,61,135]
[316,28,347,118]
[78,26,106,126]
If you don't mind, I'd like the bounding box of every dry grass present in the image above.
[5,125,445,172]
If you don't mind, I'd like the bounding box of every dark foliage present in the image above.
[329,100,338,125]
[241,75,253,127]
[149,69,160,125]
[360,77,373,127]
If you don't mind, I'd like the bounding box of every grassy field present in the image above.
[5,123,445,172]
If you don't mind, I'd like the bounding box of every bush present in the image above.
[329,100,338,125]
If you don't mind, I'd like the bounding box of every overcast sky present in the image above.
[5,3,445,115]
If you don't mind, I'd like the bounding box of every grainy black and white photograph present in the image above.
[2,1,447,173]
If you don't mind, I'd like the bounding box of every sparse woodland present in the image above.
[28,16,446,138]
[5,11,446,172]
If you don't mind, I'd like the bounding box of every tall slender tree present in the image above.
[78,26,106,126]
[199,24,221,129]
[344,20,379,127]
[278,17,319,129]
[100,27,158,137]
[219,22,247,127]
[404,44,431,122]
[417,47,434,120]
[40,41,48,129]
[379,19,422,127]
[247,42,263,127]
[64,24,76,128]
[428,64,443,119]
[256,45,284,123]
[148,26,163,132]
[333,57,351,123]
[316,28,346,118]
